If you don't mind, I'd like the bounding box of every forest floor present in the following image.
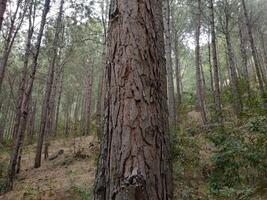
[0,114,267,200]
[0,135,99,200]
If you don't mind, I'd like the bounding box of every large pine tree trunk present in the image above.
[209,0,223,122]
[94,0,173,199]
[0,0,7,30]
[195,0,207,124]
[241,0,267,107]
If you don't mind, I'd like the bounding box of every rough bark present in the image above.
[6,0,51,190]
[163,0,176,127]
[209,0,223,122]
[241,0,267,107]
[94,0,173,199]
[34,0,64,168]
[0,0,8,30]
[195,0,207,124]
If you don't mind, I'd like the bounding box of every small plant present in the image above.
[71,185,93,200]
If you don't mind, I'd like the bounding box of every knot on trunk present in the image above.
[113,173,148,200]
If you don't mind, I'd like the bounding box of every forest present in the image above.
[0,0,266,199]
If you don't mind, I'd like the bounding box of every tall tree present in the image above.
[6,0,51,190]
[241,0,267,107]
[0,0,26,93]
[83,60,93,136]
[222,0,242,116]
[195,0,208,124]
[94,0,173,199]
[34,0,64,168]
[164,0,177,127]
[210,0,223,122]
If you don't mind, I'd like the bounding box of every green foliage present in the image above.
[208,116,267,199]
[0,161,8,194]
[71,185,93,200]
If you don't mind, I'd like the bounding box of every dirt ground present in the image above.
[0,135,99,200]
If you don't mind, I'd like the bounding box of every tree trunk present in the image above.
[172,19,182,121]
[94,0,173,199]
[209,0,223,122]
[164,0,176,127]
[34,0,64,168]
[83,62,93,136]
[224,4,242,117]
[27,100,37,143]
[195,0,207,124]
[6,0,51,190]
[54,71,64,136]
[238,19,251,99]
[0,0,26,92]
[241,0,267,107]
[0,0,7,30]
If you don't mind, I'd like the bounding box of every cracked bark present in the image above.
[94,0,173,199]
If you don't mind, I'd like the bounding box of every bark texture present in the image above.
[94,0,173,199]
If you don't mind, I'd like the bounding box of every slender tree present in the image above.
[195,0,208,124]
[223,0,242,116]
[6,0,51,190]
[241,0,267,107]
[34,0,64,168]
[164,0,177,127]
[210,0,223,122]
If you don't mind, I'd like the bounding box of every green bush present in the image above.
[208,116,267,199]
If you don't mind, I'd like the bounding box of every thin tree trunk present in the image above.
[54,71,64,136]
[83,62,93,136]
[6,0,51,190]
[34,0,64,168]
[164,0,176,127]
[238,19,251,99]
[0,0,26,92]
[241,0,267,107]
[224,3,242,116]
[195,0,207,124]
[210,0,223,122]
[172,19,182,120]
[94,0,173,199]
